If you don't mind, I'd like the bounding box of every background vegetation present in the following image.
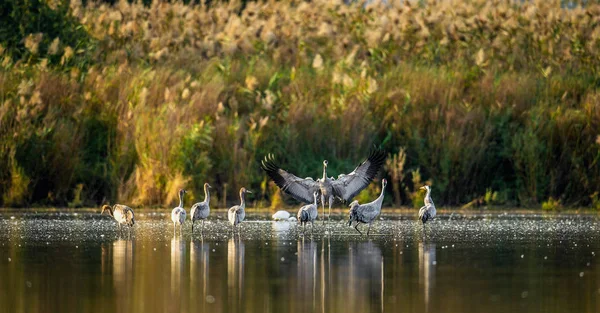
[1,0,599,209]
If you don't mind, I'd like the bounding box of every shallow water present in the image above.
[0,211,599,313]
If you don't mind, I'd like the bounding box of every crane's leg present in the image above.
[328,196,334,222]
[321,194,326,225]
[354,223,362,235]
[179,223,183,237]
[192,220,195,234]
[367,223,372,236]
[202,220,205,235]
[311,221,314,235]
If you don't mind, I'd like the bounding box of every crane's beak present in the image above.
[246,190,253,193]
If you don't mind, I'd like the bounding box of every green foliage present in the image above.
[542,197,562,211]
[176,121,214,200]
[0,0,94,66]
[68,183,84,208]
[591,192,600,211]
[2,163,30,207]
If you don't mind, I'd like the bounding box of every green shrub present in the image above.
[542,197,562,211]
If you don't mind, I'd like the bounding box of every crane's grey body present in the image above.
[228,188,252,232]
[298,191,319,232]
[348,179,387,235]
[102,204,135,236]
[190,183,212,233]
[261,147,386,223]
[171,189,187,236]
[418,186,436,224]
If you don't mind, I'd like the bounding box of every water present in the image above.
[1,211,599,313]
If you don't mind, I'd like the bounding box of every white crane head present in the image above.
[420,185,430,191]
[179,189,187,195]
[382,178,387,189]
[204,183,212,189]
[323,160,328,167]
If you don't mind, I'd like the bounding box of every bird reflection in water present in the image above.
[296,236,318,311]
[101,239,134,313]
[170,237,186,312]
[228,237,245,311]
[418,242,436,313]
[347,241,385,313]
[190,237,210,311]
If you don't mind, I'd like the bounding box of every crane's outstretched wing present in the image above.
[261,154,320,204]
[331,147,386,202]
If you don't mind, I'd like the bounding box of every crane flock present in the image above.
[100,146,438,237]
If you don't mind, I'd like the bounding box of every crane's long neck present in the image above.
[239,191,246,210]
[425,188,433,205]
[322,164,327,180]
[313,193,318,206]
[204,185,210,203]
[375,184,386,207]
[179,192,184,208]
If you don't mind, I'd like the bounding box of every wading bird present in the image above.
[172,189,187,236]
[261,147,386,223]
[190,183,212,234]
[298,191,319,233]
[228,188,252,233]
[418,186,436,225]
[101,204,135,236]
[348,179,387,235]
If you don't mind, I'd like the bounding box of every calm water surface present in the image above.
[0,211,599,313]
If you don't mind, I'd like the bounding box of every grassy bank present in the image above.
[1,0,599,209]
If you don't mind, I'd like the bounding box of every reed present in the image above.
[0,0,599,208]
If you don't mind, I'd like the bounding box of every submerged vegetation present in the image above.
[1,0,599,208]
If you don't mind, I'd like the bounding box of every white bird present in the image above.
[261,147,386,223]
[348,179,387,236]
[297,191,319,233]
[228,188,252,233]
[272,210,291,221]
[101,204,135,236]
[190,183,212,234]
[171,189,187,236]
[418,185,436,225]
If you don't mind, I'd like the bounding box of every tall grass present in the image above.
[0,0,599,208]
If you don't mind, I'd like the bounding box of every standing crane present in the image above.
[347,179,387,235]
[190,183,212,234]
[101,204,135,236]
[297,191,319,233]
[171,189,187,236]
[228,188,252,234]
[418,186,436,225]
